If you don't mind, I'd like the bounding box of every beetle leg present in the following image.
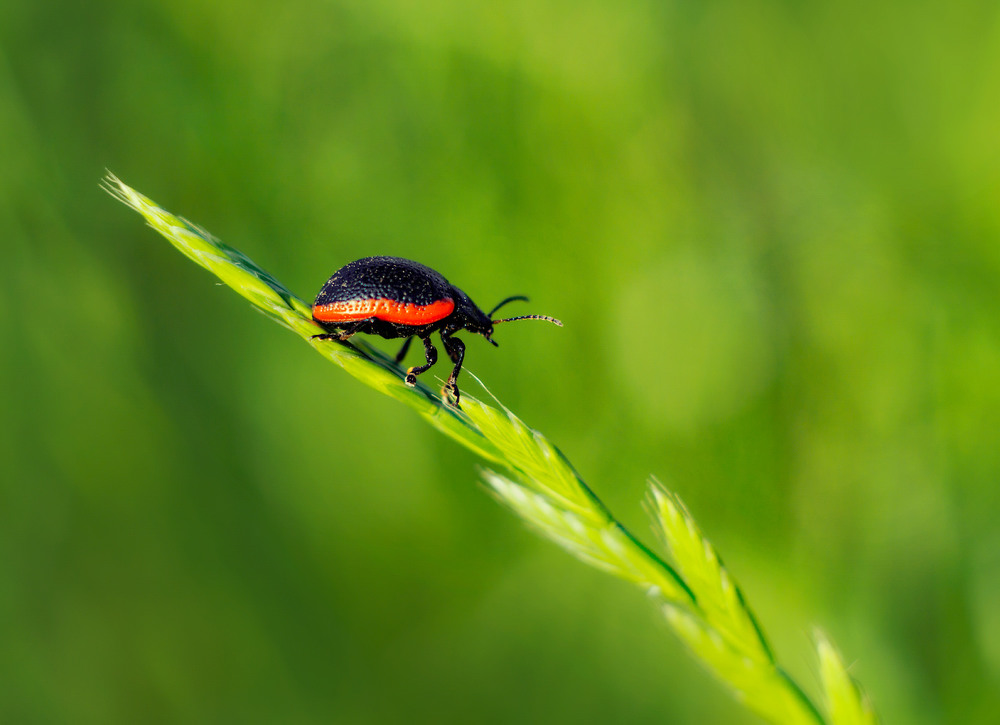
[394,336,414,364]
[404,336,438,386]
[440,332,466,407]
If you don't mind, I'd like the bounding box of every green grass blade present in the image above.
[648,481,773,663]
[106,172,878,725]
[665,606,824,725]
[816,630,879,725]
[482,470,693,601]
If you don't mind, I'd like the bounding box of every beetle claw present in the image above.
[442,382,461,409]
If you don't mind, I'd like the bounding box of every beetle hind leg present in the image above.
[394,336,414,364]
[440,333,466,407]
[311,320,365,341]
[404,336,438,386]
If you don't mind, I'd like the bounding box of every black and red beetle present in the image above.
[311,256,562,406]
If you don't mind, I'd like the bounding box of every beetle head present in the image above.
[447,287,496,342]
[452,290,562,344]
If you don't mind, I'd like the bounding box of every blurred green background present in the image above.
[2,1,999,722]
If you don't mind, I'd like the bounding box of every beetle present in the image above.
[311,256,562,407]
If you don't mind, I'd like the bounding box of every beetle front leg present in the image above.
[405,336,438,386]
[440,332,466,407]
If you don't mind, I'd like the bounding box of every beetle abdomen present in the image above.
[313,297,455,325]
[312,256,455,326]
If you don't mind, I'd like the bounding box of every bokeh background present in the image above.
[2,1,999,722]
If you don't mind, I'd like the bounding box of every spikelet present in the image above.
[816,630,879,725]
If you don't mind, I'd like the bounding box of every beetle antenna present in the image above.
[492,314,563,327]
[487,295,529,317]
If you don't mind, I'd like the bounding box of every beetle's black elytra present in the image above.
[311,256,561,407]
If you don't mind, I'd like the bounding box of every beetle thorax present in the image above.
[450,286,494,338]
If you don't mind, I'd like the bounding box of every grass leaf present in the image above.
[106,172,878,725]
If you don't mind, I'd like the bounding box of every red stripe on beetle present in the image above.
[312,297,455,325]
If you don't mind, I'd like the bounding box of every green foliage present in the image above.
[106,174,875,725]
[5,4,996,721]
